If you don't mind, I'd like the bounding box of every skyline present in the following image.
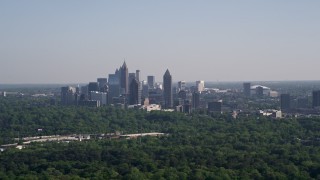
[1,1,320,83]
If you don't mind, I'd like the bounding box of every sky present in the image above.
[1,0,320,84]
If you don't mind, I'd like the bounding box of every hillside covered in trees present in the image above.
[0,97,320,179]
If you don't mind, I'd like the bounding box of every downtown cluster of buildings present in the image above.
[61,62,207,112]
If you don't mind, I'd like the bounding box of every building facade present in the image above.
[163,69,173,108]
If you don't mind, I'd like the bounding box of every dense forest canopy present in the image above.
[0,96,320,179]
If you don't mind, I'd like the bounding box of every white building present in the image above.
[178,81,186,91]
[196,81,205,92]
[90,91,108,105]
[250,85,271,95]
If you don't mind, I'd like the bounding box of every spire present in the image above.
[164,69,171,76]
[122,61,127,69]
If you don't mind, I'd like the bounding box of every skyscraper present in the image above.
[243,82,251,96]
[192,91,200,110]
[129,78,140,105]
[147,76,155,89]
[108,74,120,104]
[120,61,129,95]
[163,69,173,108]
[178,81,186,91]
[61,86,76,105]
[280,94,290,110]
[136,70,140,82]
[196,81,205,92]
[97,78,108,92]
[312,90,320,108]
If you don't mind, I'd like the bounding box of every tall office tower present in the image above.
[312,90,320,108]
[163,69,173,108]
[108,74,120,104]
[208,101,222,113]
[243,82,251,96]
[120,61,129,94]
[178,81,186,91]
[256,86,264,97]
[192,91,200,109]
[136,70,140,82]
[196,80,205,92]
[142,80,149,98]
[129,78,139,105]
[97,78,108,92]
[61,86,76,105]
[147,76,155,89]
[129,73,136,84]
[280,94,291,110]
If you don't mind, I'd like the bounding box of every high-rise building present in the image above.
[108,74,120,104]
[61,86,76,105]
[192,91,200,110]
[129,78,140,105]
[147,76,155,89]
[142,80,149,98]
[136,70,140,82]
[196,81,205,92]
[163,69,173,108]
[208,101,222,113]
[97,78,108,92]
[280,94,291,110]
[90,91,108,105]
[178,81,186,91]
[129,73,136,84]
[120,61,129,95]
[312,90,320,108]
[88,82,99,92]
[243,82,251,96]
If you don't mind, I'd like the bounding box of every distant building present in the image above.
[280,94,290,111]
[108,74,120,104]
[208,101,222,113]
[61,86,76,105]
[255,86,264,97]
[178,90,187,100]
[129,78,140,105]
[88,82,99,92]
[78,100,101,107]
[90,91,108,105]
[312,90,320,108]
[178,81,186,91]
[147,76,155,89]
[136,70,140,82]
[120,61,129,94]
[163,69,173,108]
[251,85,271,95]
[196,81,205,92]
[192,91,200,110]
[243,82,251,96]
[97,78,108,92]
[129,73,136,84]
[142,80,149,98]
[2,91,6,97]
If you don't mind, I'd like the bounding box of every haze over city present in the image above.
[1,1,320,83]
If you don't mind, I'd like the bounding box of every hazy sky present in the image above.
[1,1,320,84]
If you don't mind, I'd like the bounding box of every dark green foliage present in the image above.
[0,97,320,179]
